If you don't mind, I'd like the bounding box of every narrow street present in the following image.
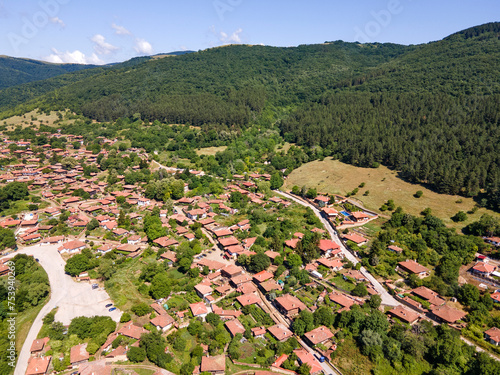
[275,190,398,307]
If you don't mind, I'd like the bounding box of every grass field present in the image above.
[104,258,153,312]
[284,158,500,229]
[2,110,73,130]
[195,146,227,156]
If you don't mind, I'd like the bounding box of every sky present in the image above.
[0,0,498,65]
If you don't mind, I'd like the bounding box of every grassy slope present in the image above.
[284,158,500,228]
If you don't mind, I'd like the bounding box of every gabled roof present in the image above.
[304,325,334,345]
[387,305,420,324]
[274,294,306,312]
[431,305,467,323]
[268,323,293,341]
[70,343,89,364]
[398,260,429,274]
[150,314,175,328]
[201,354,226,372]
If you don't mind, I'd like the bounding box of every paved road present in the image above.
[8,244,121,375]
[275,190,398,307]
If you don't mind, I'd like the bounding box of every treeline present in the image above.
[280,92,500,210]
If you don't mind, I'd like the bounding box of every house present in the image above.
[484,327,500,346]
[318,239,340,257]
[388,245,403,253]
[58,240,86,254]
[316,258,343,272]
[105,345,128,362]
[314,196,330,207]
[342,233,368,246]
[274,294,306,318]
[329,292,357,310]
[322,207,339,217]
[153,236,179,248]
[236,293,261,307]
[117,321,148,340]
[195,283,214,299]
[293,348,323,375]
[284,238,300,249]
[485,237,500,247]
[150,314,175,332]
[351,211,371,222]
[97,243,115,254]
[387,305,420,325]
[190,302,211,320]
[127,235,141,245]
[253,270,273,284]
[268,323,293,342]
[26,356,51,375]
[491,292,500,304]
[201,354,226,375]
[78,361,112,375]
[259,279,281,293]
[411,286,445,307]
[221,264,243,279]
[70,343,89,368]
[40,236,64,245]
[225,319,245,337]
[251,326,266,338]
[30,337,49,355]
[304,325,334,346]
[471,262,497,277]
[343,269,367,282]
[397,260,429,278]
[431,305,467,324]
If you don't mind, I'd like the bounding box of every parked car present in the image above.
[109,307,116,312]
[35,258,39,262]
[92,284,98,289]
[105,303,113,308]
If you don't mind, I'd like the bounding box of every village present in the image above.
[0,130,499,375]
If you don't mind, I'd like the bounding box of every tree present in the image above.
[64,254,90,276]
[368,294,382,309]
[149,273,171,299]
[270,172,284,190]
[287,253,302,268]
[131,303,151,316]
[249,252,271,273]
[120,313,131,323]
[86,218,99,231]
[97,259,115,280]
[313,306,334,327]
[451,211,468,222]
[291,318,306,336]
[351,283,368,297]
[414,190,423,198]
[297,363,311,375]
[458,283,480,306]
[206,312,221,327]
[0,228,16,250]
[127,346,147,362]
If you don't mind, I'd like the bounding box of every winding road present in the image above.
[275,190,398,307]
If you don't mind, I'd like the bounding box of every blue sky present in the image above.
[0,0,498,64]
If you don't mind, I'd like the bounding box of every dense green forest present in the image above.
[0,56,98,90]
[1,23,500,208]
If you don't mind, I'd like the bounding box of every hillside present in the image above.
[0,56,98,90]
[0,23,499,209]
[0,42,412,122]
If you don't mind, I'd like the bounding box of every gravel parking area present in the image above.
[10,243,120,375]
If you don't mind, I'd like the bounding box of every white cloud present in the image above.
[91,34,119,55]
[112,23,131,36]
[50,17,65,28]
[45,48,104,65]
[219,28,243,44]
[134,38,153,55]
